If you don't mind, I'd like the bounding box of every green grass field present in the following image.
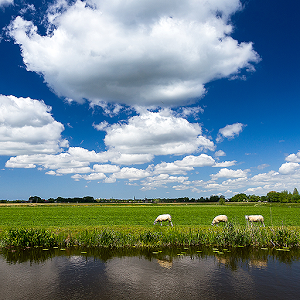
[1,203,299,248]
[0,202,299,227]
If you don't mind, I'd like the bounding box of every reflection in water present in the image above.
[157,258,173,269]
[0,246,299,300]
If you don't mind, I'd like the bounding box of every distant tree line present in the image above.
[1,188,299,203]
[228,188,300,203]
[29,196,96,203]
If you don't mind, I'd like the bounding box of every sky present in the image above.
[0,0,300,201]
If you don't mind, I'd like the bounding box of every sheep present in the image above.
[211,215,228,225]
[245,215,265,227]
[153,214,173,227]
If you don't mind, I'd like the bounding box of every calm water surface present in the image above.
[0,247,299,300]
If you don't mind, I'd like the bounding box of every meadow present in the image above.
[1,202,300,227]
[0,203,299,248]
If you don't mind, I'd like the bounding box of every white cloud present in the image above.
[93,121,109,131]
[257,163,269,170]
[141,174,189,190]
[215,150,226,157]
[176,154,216,167]
[0,95,67,155]
[56,167,93,174]
[153,162,194,175]
[177,106,204,119]
[80,172,107,181]
[173,184,191,191]
[216,123,246,142]
[93,164,120,173]
[213,160,236,167]
[250,171,279,183]
[45,170,56,176]
[4,107,215,172]
[152,153,216,175]
[279,162,300,175]
[109,153,154,165]
[5,147,111,169]
[114,167,151,180]
[9,0,259,107]
[99,110,215,159]
[285,151,300,163]
[0,0,13,7]
[211,168,249,180]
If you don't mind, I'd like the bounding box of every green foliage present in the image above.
[1,225,300,248]
[29,196,43,203]
[230,193,248,202]
[219,198,225,205]
[2,228,56,247]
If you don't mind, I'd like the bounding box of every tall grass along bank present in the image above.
[1,224,299,249]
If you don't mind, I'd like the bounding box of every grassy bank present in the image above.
[1,225,300,249]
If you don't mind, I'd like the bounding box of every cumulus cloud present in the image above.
[215,150,226,157]
[141,174,189,190]
[113,167,151,180]
[4,106,217,174]
[216,123,246,142]
[8,0,259,107]
[213,160,236,167]
[153,154,215,175]
[5,147,111,169]
[0,95,67,155]
[279,162,300,175]
[109,153,154,165]
[93,164,120,173]
[97,109,215,157]
[211,168,249,180]
[285,151,300,163]
[177,154,216,167]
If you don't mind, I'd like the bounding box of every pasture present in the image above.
[0,202,299,228]
[1,203,299,248]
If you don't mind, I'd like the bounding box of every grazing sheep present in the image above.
[154,214,173,227]
[211,215,228,225]
[245,215,265,227]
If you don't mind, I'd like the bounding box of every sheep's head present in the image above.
[245,215,249,220]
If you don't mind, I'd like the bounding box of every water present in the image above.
[0,247,299,300]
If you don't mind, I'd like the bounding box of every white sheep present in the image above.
[211,215,228,225]
[153,214,173,227]
[245,215,265,227]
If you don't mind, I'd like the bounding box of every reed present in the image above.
[1,223,299,248]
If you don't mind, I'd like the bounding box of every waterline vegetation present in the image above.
[1,225,299,249]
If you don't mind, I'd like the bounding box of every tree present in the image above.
[209,195,220,202]
[266,191,280,202]
[219,197,225,205]
[249,195,261,202]
[230,193,248,202]
[293,188,299,195]
[29,196,42,203]
[279,190,292,203]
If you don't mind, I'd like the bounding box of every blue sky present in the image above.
[0,0,299,200]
